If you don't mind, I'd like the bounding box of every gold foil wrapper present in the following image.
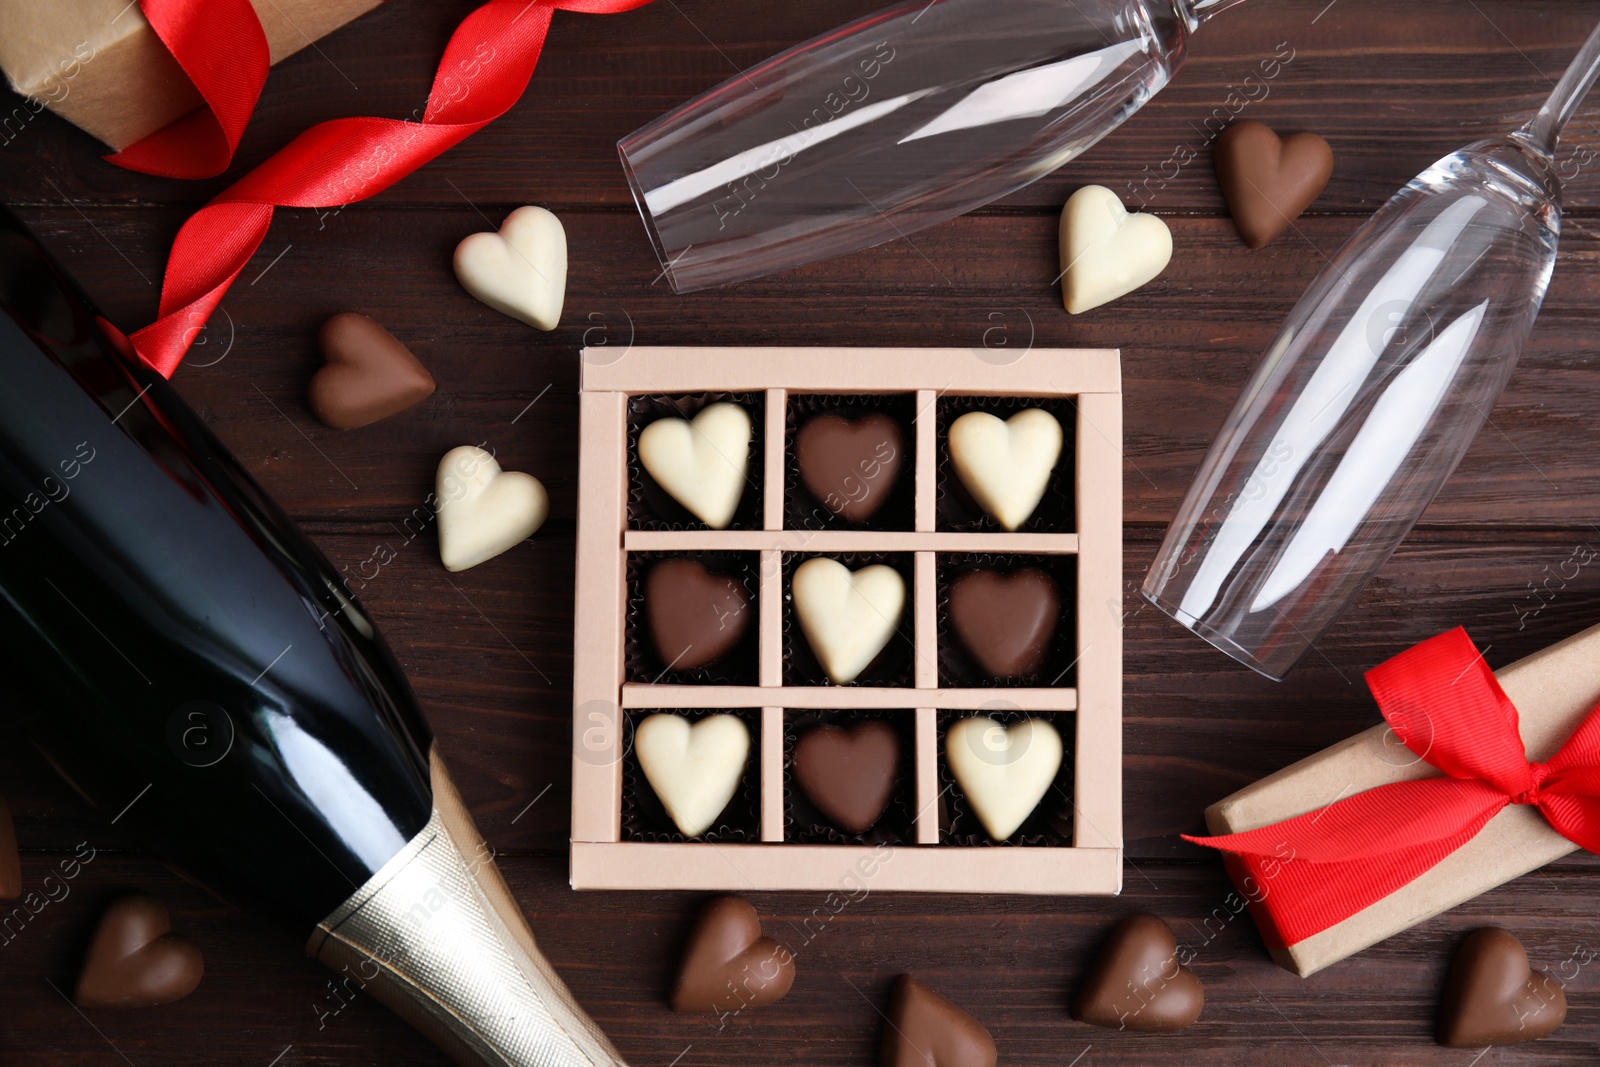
[307,753,627,1067]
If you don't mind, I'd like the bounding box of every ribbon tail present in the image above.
[1185,776,1508,946]
[130,202,274,377]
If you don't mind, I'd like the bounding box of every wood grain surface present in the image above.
[5,0,1600,1064]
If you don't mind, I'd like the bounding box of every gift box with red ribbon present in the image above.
[1190,624,1600,977]
[0,0,381,152]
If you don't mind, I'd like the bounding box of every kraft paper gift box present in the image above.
[1205,621,1600,977]
[0,0,383,151]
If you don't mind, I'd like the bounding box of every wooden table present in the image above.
[4,1,1600,1063]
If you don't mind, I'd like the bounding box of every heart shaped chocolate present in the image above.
[793,721,900,834]
[945,717,1062,841]
[636,713,750,838]
[1072,913,1203,1032]
[672,895,794,1013]
[435,445,548,572]
[792,557,906,684]
[638,403,753,529]
[453,205,567,330]
[1214,121,1333,248]
[644,557,752,671]
[1058,184,1172,314]
[1437,927,1566,1047]
[75,894,205,1009]
[880,974,997,1067]
[308,313,435,429]
[947,409,1063,531]
[949,568,1061,679]
[796,413,906,522]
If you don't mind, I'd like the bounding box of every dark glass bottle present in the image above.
[0,209,433,928]
[0,209,625,1067]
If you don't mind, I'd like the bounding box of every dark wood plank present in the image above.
[8,526,1600,866]
[3,849,1600,1065]
[14,204,1600,528]
[2,0,1599,215]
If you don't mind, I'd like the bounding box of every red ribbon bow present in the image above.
[116,0,653,377]
[106,0,269,179]
[1184,627,1600,947]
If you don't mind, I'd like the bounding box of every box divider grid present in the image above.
[572,389,628,844]
[915,388,937,533]
[1071,390,1124,853]
[761,706,784,842]
[619,685,1080,710]
[763,387,786,531]
[574,348,1121,893]
[914,707,939,845]
[759,549,783,688]
[914,551,938,689]
[624,530,1080,553]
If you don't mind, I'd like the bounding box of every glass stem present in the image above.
[1519,18,1600,158]
[1173,0,1250,31]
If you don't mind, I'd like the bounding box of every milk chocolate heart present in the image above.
[1437,927,1566,1047]
[793,721,900,834]
[1214,121,1333,248]
[0,793,19,900]
[880,974,997,1067]
[1072,914,1203,1032]
[796,413,906,522]
[644,557,752,671]
[949,568,1061,679]
[308,313,435,429]
[671,895,795,1013]
[75,894,204,1009]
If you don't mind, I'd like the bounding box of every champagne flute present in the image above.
[1143,20,1600,680]
[619,0,1248,292]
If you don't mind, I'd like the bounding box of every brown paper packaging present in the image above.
[0,0,382,151]
[1205,622,1600,977]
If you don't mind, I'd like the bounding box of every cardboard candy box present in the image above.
[1204,621,1600,977]
[0,0,382,151]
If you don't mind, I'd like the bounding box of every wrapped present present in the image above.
[0,0,381,151]
[1191,624,1600,977]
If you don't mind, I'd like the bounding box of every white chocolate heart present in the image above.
[1059,184,1172,314]
[638,403,752,529]
[945,717,1063,840]
[792,557,905,684]
[948,409,1063,531]
[435,445,548,572]
[453,205,567,330]
[635,713,750,838]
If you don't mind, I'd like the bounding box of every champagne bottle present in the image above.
[0,208,624,1067]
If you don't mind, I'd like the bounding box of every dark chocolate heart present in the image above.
[671,895,794,1013]
[1214,121,1333,249]
[949,568,1061,679]
[1072,914,1203,1032]
[0,794,19,900]
[644,558,752,671]
[1437,927,1566,1047]
[793,721,900,834]
[880,974,997,1067]
[75,894,204,1009]
[796,414,905,522]
[309,312,436,429]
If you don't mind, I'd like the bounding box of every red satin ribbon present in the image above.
[126,0,653,377]
[1185,627,1600,948]
[106,0,269,179]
